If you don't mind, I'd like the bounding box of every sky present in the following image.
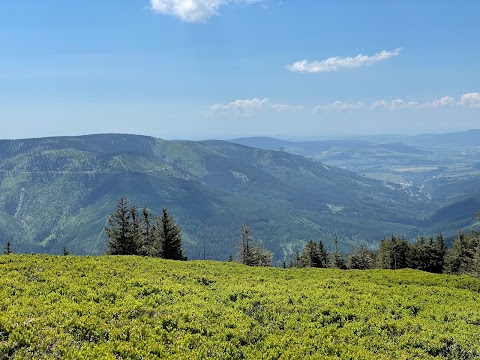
[0,0,479,140]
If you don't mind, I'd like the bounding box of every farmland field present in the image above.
[1,255,480,359]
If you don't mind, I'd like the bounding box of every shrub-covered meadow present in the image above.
[1,255,480,359]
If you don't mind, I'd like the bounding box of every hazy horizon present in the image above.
[1,127,479,143]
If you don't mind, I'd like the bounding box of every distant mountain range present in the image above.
[0,133,478,263]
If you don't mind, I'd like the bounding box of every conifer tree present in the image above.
[3,241,11,255]
[138,206,161,257]
[330,236,347,269]
[300,240,328,268]
[104,197,137,255]
[429,234,446,273]
[158,207,186,260]
[347,245,375,270]
[376,235,409,269]
[130,205,143,252]
[316,241,328,268]
[444,231,479,275]
[240,224,252,265]
[238,225,272,266]
[300,240,319,268]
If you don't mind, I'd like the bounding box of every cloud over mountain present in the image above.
[313,93,480,112]
[210,98,303,115]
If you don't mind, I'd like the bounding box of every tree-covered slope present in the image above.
[0,134,445,260]
[1,255,480,359]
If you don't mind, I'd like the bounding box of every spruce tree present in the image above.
[347,245,375,270]
[238,225,272,266]
[317,241,328,268]
[376,235,409,269]
[299,240,328,268]
[3,241,11,255]
[158,207,186,260]
[104,197,137,255]
[240,224,252,265]
[300,240,319,268]
[139,206,161,257]
[130,205,143,253]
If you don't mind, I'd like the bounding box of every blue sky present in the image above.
[1,1,479,139]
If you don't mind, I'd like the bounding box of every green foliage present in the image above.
[3,242,12,255]
[104,197,138,255]
[105,198,186,260]
[377,235,410,270]
[347,246,376,270]
[298,240,328,268]
[158,207,186,261]
[0,134,443,260]
[1,255,480,359]
[238,225,272,267]
[408,235,446,273]
[444,231,480,277]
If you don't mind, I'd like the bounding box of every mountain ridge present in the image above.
[0,133,475,263]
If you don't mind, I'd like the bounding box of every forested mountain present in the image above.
[231,131,480,238]
[0,134,477,263]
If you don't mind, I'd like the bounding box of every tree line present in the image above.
[292,230,480,278]
[3,198,480,279]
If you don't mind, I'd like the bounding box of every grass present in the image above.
[1,255,480,359]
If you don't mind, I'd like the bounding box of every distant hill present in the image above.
[353,129,480,148]
[0,133,441,262]
[377,142,428,155]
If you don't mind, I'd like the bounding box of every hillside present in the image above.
[230,132,480,240]
[0,134,432,261]
[1,255,479,359]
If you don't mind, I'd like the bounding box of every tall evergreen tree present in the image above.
[238,225,272,266]
[138,206,161,257]
[317,241,328,268]
[444,231,480,276]
[104,197,137,255]
[130,205,143,252]
[158,207,186,260]
[240,224,252,265]
[299,240,328,268]
[377,235,409,269]
[300,240,318,268]
[329,236,347,269]
[429,234,447,273]
[3,241,11,255]
[444,232,471,274]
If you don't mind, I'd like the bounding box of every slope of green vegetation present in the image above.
[1,255,480,359]
[0,134,429,260]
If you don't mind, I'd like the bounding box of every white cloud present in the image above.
[313,101,364,112]
[457,92,480,108]
[430,96,456,108]
[314,93,480,113]
[210,98,270,115]
[150,0,262,23]
[369,99,418,111]
[210,98,303,115]
[287,48,401,73]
